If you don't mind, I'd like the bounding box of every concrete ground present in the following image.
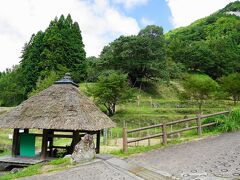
[23,132,240,180]
[23,159,142,180]
[127,132,240,179]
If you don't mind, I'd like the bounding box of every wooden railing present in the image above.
[122,111,230,153]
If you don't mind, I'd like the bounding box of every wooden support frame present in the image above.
[96,131,100,154]
[12,128,20,157]
[24,129,29,134]
[48,130,54,156]
[41,129,48,160]
[69,130,81,154]
[11,128,104,158]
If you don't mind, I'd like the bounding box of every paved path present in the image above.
[23,159,142,180]
[127,132,240,179]
[23,132,240,180]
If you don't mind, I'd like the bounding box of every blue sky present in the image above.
[0,0,236,71]
[116,0,173,32]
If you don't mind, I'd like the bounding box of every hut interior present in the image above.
[11,128,101,160]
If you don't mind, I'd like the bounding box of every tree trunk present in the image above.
[233,95,237,106]
[106,104,115,116]
[129,74,142,88]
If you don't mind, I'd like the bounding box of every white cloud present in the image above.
[0,0,140,71]
[114,0,149,9]
[141,17,154,27]
[166,0,236,28]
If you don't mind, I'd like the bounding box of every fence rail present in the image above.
[122,110,230,153]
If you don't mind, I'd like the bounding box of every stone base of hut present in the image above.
[11,129,101,160]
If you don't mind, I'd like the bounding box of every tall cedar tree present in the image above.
[21,14,86,96]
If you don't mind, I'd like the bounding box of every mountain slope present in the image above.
[166,1,240,79]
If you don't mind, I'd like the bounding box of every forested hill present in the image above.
[0,1,240,107]
[166,1,240,79]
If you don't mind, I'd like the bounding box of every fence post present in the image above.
[123,128,128,153]
[197,115,202,136]
[162,123,167,145]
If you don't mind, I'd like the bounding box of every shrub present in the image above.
[203,109,240,133]
[88,70,134,116]
[182,74,219,111]
[219,109,240,132]
[220,73,240,105]
[202,115,225,132]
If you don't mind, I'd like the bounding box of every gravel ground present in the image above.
[127,132,240,179]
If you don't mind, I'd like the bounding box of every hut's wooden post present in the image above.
[96,130,100,154]
[197,115,202,136]
[123,128,128,153]
[12,128,20,157]
[70,130,80,154]
[73,130,81,144]
[24,129,29,134]
[48,130,54,156]
[162,123,167,145]
[41,129,48,160]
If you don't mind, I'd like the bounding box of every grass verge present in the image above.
[110,130,220,158]
[0,158,72,180]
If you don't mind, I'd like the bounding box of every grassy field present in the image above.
[0,81,237,157]
[80,81,234,128]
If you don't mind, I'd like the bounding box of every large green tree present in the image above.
[21,31,45,96]
[0,66,25,106]
[20,14,86,96]
[183,74,219,111]
[0,14,86,106]
[40,15,86,81]
[88,71,132,116]
[100,25,167,87]
[221,73,240,105]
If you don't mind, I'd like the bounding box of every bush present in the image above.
[203,109,240,133]
[202,115,225,132]
[220,73,240,105]
[88,70,134,116]
[219,109,240,132]
[182,74,219,111]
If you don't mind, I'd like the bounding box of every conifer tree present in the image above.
[20,14,86,97]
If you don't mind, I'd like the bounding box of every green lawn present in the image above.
[0,158,73,180]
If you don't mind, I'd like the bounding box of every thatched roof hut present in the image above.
[0,74,115,130]
[0,73,115,159]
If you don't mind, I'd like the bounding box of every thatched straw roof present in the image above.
[0,74,115,131]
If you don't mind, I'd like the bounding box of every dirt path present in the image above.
[127,132,240,179]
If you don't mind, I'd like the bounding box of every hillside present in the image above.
[166,1,240,79]
[80,81,233,129]
[166,1,240,40]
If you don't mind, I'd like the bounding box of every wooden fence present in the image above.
[122,111,230,153]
